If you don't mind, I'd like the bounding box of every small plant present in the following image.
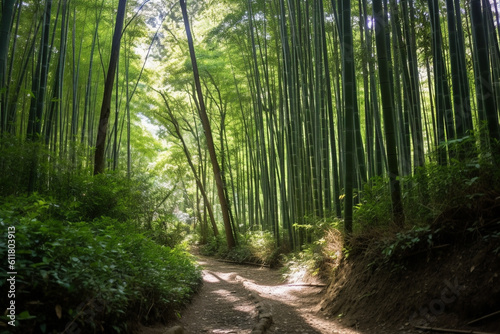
[380,225,434,263]
[281,240,328,282]
[353,177,393,230]
[245,231,278,264]
[482,221,500,255]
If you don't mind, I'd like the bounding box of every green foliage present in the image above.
[480,221,500,255]
[147,214,191,248]
[336,137,500,275]
[67,172,148,222]
[0,136,41,195]
[0,194,201,333]
[353,147,500,233]
[244,231,278,264]
[198,235,224,256]
[282,241,326,280]
[230,231,280,265]
[199,231,281,266]
[353,177,393,229]
[381,225,434,261]
[0,135,175,226]
[404,156,500,224]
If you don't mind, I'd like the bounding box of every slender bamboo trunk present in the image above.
[471,0,500,157]
[373,0,405,225]
[94,0,127,175]
[0,0,16,134]
[340,0,357,235]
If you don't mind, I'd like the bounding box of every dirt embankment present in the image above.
[319,227,500,333]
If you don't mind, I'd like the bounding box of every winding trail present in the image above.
[139,254,365,334]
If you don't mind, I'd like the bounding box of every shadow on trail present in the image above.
[181,257,362,334]
[179,265,256,333]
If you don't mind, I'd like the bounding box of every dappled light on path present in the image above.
[138,254,393,334]
[178,256,365,334]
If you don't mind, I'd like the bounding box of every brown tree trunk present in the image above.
[180,0,236,249]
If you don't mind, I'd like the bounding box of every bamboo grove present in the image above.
[1,0,500,250]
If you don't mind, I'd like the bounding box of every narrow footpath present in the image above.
[138,255,415,334]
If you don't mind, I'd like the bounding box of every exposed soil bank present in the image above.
[319,230,500,333]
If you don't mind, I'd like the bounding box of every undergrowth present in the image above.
[200,231,282,267]
[284,150,500,277]
[0,194,201,333]
[347,150,500,272]
[0,140,201,333]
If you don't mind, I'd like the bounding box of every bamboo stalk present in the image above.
[214,258,271,268]
[287,283,327,287]
[414,325,496,334]
[467,310,500,326]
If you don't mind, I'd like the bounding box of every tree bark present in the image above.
[373,0,405,225]
[0,0,16,134]
[180,0,236,249]
[94,0,127,175]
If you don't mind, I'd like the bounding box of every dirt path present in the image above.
[139,254,377,334]
[139,246,500,334]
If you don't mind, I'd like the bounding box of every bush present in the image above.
[0,136,40,196]
[353,177,393,230]
[0,135,153,224]
[147,214,191,248]
[198,230,282,266]
[0,195,201,333]
[353,152,500,234]
[245,231,278,264]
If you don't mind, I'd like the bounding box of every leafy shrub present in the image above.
[69,172,145,221]
[0,135,154,224]
[353,177,393,230]
[245,231,277,264]
[281,241,326,281]
[147,214,191,248]
[381,225,434,261]
[199,235,224,256]
[353,151,500,233]
[199,231,282,266]
[0,195,201,333]
[0,136,40,196]
[0,135,89,197]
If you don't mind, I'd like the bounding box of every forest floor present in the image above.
[138,253,419,334]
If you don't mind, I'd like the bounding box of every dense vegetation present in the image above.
[1,0,500,332]
[0,141,201,333]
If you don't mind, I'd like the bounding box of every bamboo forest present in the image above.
[1,0,500,333]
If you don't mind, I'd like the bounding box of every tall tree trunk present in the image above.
[180,0,236,249]
[373,0,405,225]
[27,0,52,193]
[428,0,454,164]
[471,0,500,158]
[340,0,357,235]
[403,0,425,171]
[446,0,474,146]
[93,0,127,175]
[0,0,16,134]
[27,0,52,141]
[157,92,220,238]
